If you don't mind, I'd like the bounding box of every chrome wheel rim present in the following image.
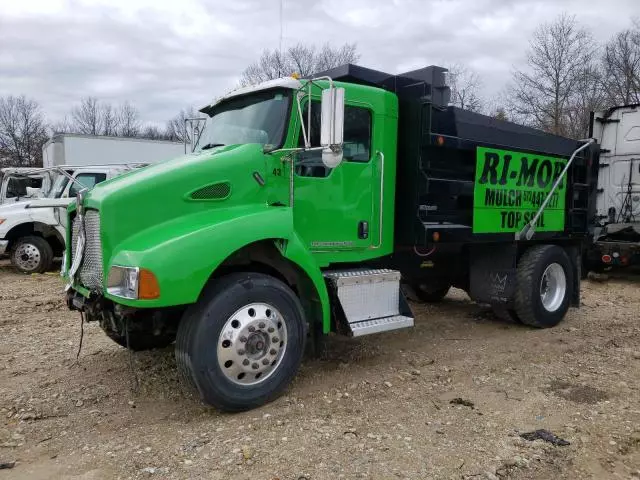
[217,302,288,386]
[14,243,41,272]
[539,263,566,312]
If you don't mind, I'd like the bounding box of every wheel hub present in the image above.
[14,243,41,271]
[539,262,566,312]
[217,303,287,386]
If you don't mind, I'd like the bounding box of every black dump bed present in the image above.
[315,64,600,247]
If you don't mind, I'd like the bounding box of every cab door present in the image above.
[292,100,378,260]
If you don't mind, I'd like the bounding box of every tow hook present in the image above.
[66,290,87,312]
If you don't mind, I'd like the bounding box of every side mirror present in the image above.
[320,87,345,168]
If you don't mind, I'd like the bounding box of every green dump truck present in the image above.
[64,64,600,411]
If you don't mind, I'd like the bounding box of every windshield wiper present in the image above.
[201,143,225,150]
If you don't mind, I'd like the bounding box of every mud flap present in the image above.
[469,244,517,306]
[565,245,581,307]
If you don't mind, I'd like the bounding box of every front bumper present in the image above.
[0,239,8,256]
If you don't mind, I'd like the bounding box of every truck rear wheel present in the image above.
[10,236,53,274]
[514,245,573,328]
[176,272,306,412]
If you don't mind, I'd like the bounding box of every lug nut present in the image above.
[272,337,279,343]
[262,358,269,365]
[240,336,247,343]
[243,359,250,366]
[248,326,255,333]
[252,363,259,370]
[270,349,277,355]
[259,322,266,329]
[268,327,275,333]
[237,349,245,355]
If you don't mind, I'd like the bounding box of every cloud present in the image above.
[0,0,638,126]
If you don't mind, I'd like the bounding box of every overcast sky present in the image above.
[1,0,638,126]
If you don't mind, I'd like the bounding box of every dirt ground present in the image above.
[0,260,639,480]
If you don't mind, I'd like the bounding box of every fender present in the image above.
[106,204,330,332]
[278,232,331,333]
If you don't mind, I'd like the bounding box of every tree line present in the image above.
[1,15,639,168]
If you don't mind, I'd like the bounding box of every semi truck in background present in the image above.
[42,134,185,168]
[63,64,599,412]
[586,104,640,270]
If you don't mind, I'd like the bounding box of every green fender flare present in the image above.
[105,206,331,333]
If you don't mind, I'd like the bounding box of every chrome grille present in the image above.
[71,210,103,291]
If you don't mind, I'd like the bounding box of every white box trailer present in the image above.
[42,134,186,168]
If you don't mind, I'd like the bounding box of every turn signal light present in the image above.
[138,269,160,299]
[432,231,440,242]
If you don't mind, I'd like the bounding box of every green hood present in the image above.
[85,143,270,265]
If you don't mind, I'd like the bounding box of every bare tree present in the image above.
[565,65,607,139]
[240,42,359,86]
[71,97,103,135]
[0,95,48,167]
[140,125,168,140]
[101,103,120,136]
[447,64,483,112]
[50,116,74,135]
[314,43,360,72]
[508,14,597,136]
[492,108,509,121]
[602,26,640,105]
[117,102,141,137]
[165,107,200,143]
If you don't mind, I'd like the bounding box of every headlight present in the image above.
[107,266,140,299]
[107,265,160,300]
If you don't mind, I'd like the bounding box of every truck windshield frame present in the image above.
[196,88,292,152]
[49,173,71,198]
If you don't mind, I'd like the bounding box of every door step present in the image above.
[324,268,414,336]
[349,315,415,337]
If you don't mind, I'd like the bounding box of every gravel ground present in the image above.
[0,259,639,480]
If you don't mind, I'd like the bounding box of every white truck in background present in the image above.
[0,167,56,205]
[0,165,139,273]
[43,133,185,168]
[2,134,185,205]
[586,104,640,270]
[1,133,188,273]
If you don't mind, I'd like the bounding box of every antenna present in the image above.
[278,0,283,77]
[279,0,283,54]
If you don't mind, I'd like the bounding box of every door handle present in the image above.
[358,221,369,239]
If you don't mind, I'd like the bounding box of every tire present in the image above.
[10,236,53,274]
[514,245,573,328]
[412,283,451,303]
[102,328,175,352]
[176,272,307,412]
[491,306,520,323]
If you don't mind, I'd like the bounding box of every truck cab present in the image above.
[0,167,55,205]
[586,104,640,269]
[64,65,598,412]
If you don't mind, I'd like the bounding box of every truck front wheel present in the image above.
[176,272,306,412]
[514,245,573,328]
[10,236,53,274]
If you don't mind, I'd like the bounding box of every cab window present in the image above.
[69,173,107,197]
[296,102,372,177]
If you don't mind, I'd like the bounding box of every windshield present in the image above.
[49,172,71,198]
[195,89,291,152]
